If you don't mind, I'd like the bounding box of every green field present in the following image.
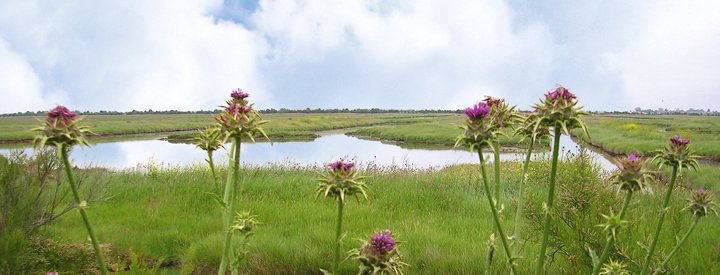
[4,153,718,274]
[3,113,720,274]
[0,113,443,143]
[572,114,720,161]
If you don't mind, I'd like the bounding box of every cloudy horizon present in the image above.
[1,0,719,113]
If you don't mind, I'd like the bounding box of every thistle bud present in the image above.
[532,85,589,138]
[611,153,652,192]
[47,106,78,128]
[670,135,690,151]
[214,89,269,141]
[316,159,367,202]
[32,106,94,148]
[231,211,261,235]
[652,134,699,171]
[685,188,717,218]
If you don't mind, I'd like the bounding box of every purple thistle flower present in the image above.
[328,159,355,172]
[670,135,690,148]
[47,272,59,275]
[47,106,77,125]
[370,230,396,256]
[464,103,490,121]
[231,89,249,100]
[240,105,251,114]
[627,153,638,162]
[698,188,706,195]
[226,104,240,116]
[545,86,576,102]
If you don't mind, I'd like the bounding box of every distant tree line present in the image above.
[3,108,719,117]
[1,108,465,117]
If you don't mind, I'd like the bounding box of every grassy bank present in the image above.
[572,114,720,160]
[9,154,717,274]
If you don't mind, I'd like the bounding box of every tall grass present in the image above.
[37,155,720,273]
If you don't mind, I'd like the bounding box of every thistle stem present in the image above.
[333,197,345,274]
[640,165,678,274]
[534,126,561,275]
[479,150,517,274]
[218,138,241,275]
[493,142,502,207]
[208,151,220,194]
[592,190,633,275]
[653,215,701,275]
[58,144,108,275]
[512,140,534,253]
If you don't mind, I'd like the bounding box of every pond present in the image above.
[0,134,616,171]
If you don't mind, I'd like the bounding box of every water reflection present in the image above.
[0,134,616,171]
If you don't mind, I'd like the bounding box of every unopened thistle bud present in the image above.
[610,153,653,192]
[685,188,718,218]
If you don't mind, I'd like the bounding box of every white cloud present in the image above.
[0,37,55,113]
[253,0,556,109]
[607,1,720,110]
[0,0,268,112]
[0,0,719,113]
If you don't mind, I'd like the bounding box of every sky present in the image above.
[1,0,719,113]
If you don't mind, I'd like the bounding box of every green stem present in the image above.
[640,165,678,274]
[512,140,534,253]
[58,144,108,275]
[534,126,562,275]
[479,150,517,274]
[208,151,220,194]
[592,190,633,275]
[333,197,345,274]
[653,215,701,275]
[494,142,501,207]
[218,138,241,275]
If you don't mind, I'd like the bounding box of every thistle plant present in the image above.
[531,86,589,275]
[640,135,699,274]
[214,89,270,275]
[32,106,108,275]
[592,153,653,274]
[511,113,549,253]
[482,96,520,266]
[316,159,368,274]
[455,102,517,274]
[600,259,630,275]
[229,211,261,272]
[652,188,717,274]
[347,229,408,275]
[195,127,225,194]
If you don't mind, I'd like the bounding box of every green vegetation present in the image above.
[3,151,717,274]
[0,113,446,143]
[573,115,720,160]
[347,115,536,150]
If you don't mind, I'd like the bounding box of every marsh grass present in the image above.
[573,115,720,161]
[27,156,720,274]
[0,113,447,143]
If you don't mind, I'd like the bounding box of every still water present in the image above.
[0,134,616,170]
